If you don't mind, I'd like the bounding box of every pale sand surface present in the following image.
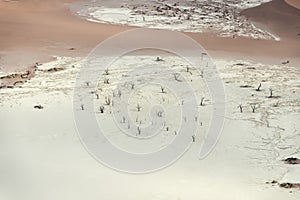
[0,55,299,200]
[0,1,300,199]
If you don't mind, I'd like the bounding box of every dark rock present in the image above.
[34,105,44,109]
[0,73,19,79]
[282,60,290,65]
[283,157,300,165]
[155,57,164,62]
[240,85,253,88]
[46,67,64,72]
[13,81,23,86]
[279,183,300,189]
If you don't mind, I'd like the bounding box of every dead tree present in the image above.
[104,68,109,75]
[105,97,111,105]
[200,97,205,106]
[186,66,190,73]
[160,86,166,93]
[174,73,181,81]
[186,14,192,20]
[104,78,110,84]
[157,111,163,117]
[137,126,141,135]
[269,88,273,98]
[95,93,99,99]
[200,70,204,78]
[99,106,104,113]
[130,82,135,90]
[136,104,141,112]
[192,135,195,142]
[122,116,126,123]
[80,104,84,110]
[238,104,243,113]
[250,104,258,113]
[256,83,262,91]
[117,90,122,98]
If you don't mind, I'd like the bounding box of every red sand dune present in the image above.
[0,0,299,71]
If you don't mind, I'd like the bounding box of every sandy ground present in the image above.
[0,0,299,199]
[0,0,130,71]
[285,0,300,9]
[0,0,299,73]
[0,54,299,200]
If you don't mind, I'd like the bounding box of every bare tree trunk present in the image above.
[99,106,104,113]
[256,83,262,91]
[269,88,273,98]
[105,97,111,105]
[136,104,141,112]
[239,104,243,113]
[161,86,166,93]
[200,97,205,106]
[251,104,257,113]
[192,135,195,142]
